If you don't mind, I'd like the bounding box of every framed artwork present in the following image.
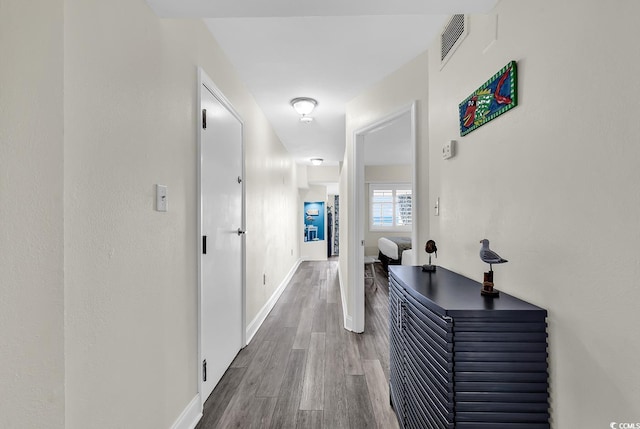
[304,201,325,242]
[459,61,518,136]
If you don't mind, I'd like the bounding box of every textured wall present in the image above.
[427,1,640,425]
[0,0,65,427]
[341,53,430,330]
[64,0,298,427]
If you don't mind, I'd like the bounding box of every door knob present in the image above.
[237,228,246,235]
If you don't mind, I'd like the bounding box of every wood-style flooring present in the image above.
[196,259,399,429]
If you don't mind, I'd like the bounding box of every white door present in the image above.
[199,77,244,402]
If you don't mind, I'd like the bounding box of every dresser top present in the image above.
[389,265,546,318]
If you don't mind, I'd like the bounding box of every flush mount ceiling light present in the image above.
[310,158,323,166]
[291,97,317,123]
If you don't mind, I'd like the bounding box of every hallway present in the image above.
[196,260,398,428]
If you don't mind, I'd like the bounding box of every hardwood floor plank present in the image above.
[342,330,364,376]
[296,410,323,429]
[247,397,278,429]
[260,315,284,342]
[268,349,307,429]
[318,276,328,302]
[283,281,307,328]
[256,327,297,397]
[278,281,299,303]
[311,300,327,333]
[356,333,380,360]
[325,303,341,335]
[326,269,340,304]
[362,359,400,429]
[196,367,247,429]
[214,340,278,427]
[346,375,377,429]
[293,306,314,349]
[300,332,326,410]
[323,334,350,429]
[231,335,263,368]
[318,265,327,281]
[217,396,278,429]
[238,340,278,394]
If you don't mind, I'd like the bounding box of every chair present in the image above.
[306,225,318,241]
[364,256,379,291]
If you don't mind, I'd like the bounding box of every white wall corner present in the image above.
[245,258,303,343]
[338,265,357,332]
[169,395,202,429]
[296,163,309,189]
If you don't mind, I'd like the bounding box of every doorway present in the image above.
[198,68,246,404]
[351,102,418,333]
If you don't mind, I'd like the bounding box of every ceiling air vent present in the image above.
[440,14,468,68]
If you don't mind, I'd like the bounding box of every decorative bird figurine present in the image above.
[425,240,437,257]
[422,240,438,272]
[479,239,508,271]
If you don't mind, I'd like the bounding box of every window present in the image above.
[369,183,412,231]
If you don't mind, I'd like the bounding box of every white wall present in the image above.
[0,1,65,427]
[428,1,640,425]
[341,53,429,329]
[338,161,350,310]
[365,165,412,183]
[364,165,412,256]
[62,0,299,427]
[307,165,340,184]
[296,163,309,189]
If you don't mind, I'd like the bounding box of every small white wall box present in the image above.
[443,140,456,160]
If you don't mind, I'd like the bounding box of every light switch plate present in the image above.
[156,184,168,212]
[443,140,456,159]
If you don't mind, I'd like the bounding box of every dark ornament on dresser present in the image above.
[422,239,438,272]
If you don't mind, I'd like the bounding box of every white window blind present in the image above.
[369,184,412,231]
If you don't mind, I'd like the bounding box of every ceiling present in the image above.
[146,0,497,166]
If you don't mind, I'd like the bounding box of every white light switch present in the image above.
[156,184,168,212]
[442,140,456,160]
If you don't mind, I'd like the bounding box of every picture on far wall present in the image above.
[304,201,325,242]
[459,60,518,136]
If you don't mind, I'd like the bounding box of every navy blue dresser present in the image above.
[389,266,549,428]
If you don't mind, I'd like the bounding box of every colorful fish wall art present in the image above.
[459,61,518,136]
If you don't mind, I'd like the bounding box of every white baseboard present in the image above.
[245,258,303,343]
[170,394,202,429]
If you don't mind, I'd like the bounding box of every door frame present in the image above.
[350,102,418,333]
[197,67,246,406]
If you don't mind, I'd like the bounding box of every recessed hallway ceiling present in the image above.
[146,0,497,165]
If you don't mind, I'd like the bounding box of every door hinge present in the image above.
[202,109,207,129]
[202,359,207,382]
[202,235,207,254]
